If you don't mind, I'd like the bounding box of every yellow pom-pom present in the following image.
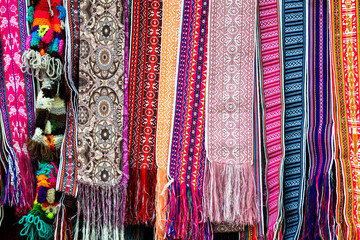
[47,213,54,219]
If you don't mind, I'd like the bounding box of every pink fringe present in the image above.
[15,151,35,216]
[165,181,212,240]
[203,161,258,226]
[267,221,282,240]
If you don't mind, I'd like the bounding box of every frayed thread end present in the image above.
[165,180,212,240]
[75,183,127,240]
[125,166,157,225]
[203,162,258,226]
[154,167,169,240]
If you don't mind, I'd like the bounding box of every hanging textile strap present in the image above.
[330,0,360,238]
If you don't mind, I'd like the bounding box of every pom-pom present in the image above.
[44,120,52,134]
[37,186,48,203]
[26,36,32,50]
[58,39,64,56]
[42,28,54,44]
[26,6,34,23]
[46,188,55,204]
[56,6,66,20]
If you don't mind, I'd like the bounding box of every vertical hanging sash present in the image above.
[0,0,36,215]
[56,0,81,196]
[253,57,266,239]
[126,0,163,226]
[236,64,265,240]
[204,0,257,231]
[54,0,80,236]
[302,0,334,239]
[154,0,181,238]
[330,0,360,238]
[165,0,211,239]
[257,0,284,238]
[281,0,307,239]
[0,50,8,182]
[77,0,128,237]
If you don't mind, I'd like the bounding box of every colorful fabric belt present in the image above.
[154,0,181,238]
[126,0,162,226]
[330,0,360,238]
[257,0,284,238]
[56,0,80,197]
[302,0,334,239]
[77,0,128,237]
[204,0,257,231]
[281,0,307,239]
[0,0,36,215]
[166,0,211,239]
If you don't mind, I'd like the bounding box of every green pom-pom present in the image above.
[49,119,56,132]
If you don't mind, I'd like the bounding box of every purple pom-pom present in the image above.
[37,186,48,203]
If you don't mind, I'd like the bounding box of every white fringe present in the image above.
[22,49,63,81]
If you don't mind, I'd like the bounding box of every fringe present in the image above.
[22,49,63,81]
[27,137,60,163]
[0,114,35,216]
[303,173,334,239]
[0,148,25,209]
[165,180,212,240]
[0,206,3,226]
[203,162,258,226]
[74,182,127,240]
[267,220,282,240]
[19,209,54,240]
[125,166,157,225]
[14,151,35,216]
[154,167,167,239]
[54,195,76,240]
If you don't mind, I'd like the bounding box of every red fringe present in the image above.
[125,165,157,225]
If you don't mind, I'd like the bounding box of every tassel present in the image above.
[15,150,35,216]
